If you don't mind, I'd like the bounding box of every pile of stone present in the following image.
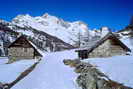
[63,59,132,89]
[0,82,10,89]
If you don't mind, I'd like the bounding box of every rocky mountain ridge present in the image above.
[0,13,122,56]
[0,18,74,56]
[11,13,90,46]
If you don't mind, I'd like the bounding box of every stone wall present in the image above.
[8,47,34,60]
[63,59,133,89]
[88,40,126,58]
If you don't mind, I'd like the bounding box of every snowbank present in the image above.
[0,57,8,64]
[0,59,36,83]
[83,55,133,88]
[12,50,78,89]
[121,37,133,51]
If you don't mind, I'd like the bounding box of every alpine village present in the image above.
[0,14,133,89]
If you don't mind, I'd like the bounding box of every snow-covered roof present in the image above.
[76,32,131,53]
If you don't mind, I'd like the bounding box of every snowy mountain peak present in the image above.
[11,14,34,28]
[73,21,86,25]
[12,14,32,21]
[10,13,91,46]
[41,13,59,23]
[100,26,110,37]
[42,13,49,18]
[42,13,56,19]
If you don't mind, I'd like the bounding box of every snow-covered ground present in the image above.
[0,57,8,64]
[83,37,133,88]
[1,36,133,89]
[12,50,79,89]
[0,58,36,83]
[84,56,133,88]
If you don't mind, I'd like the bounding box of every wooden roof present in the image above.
[76,32,131,53]
[8,35,42,57]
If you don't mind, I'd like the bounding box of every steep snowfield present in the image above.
[0,58,35,83]
[11,13,90,45]
[12,50,79,89]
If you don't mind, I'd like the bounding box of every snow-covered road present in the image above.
[12,50,79,89]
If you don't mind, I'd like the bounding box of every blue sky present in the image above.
[0,0,133,31]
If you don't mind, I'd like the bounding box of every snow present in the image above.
[101,26,110,37]
[11,13,90,45]
[0,57,8,64]
[28,41,44,56]
[12,50,78,89]
[121,37,133,51]
[0,58,36,83]
[83,56,133,88]
[0,32,132,89]
[0,42,5,56]
[82,37,133,88]
[17,30,34,37]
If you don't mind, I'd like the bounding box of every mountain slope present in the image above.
[1,13,106,50]
[0,19,74,53]
[0,13,114,53]
[117,25,133,38]
[11,13,90,46]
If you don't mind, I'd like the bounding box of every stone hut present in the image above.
[76,32,131,59]
[8,35,42,60]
